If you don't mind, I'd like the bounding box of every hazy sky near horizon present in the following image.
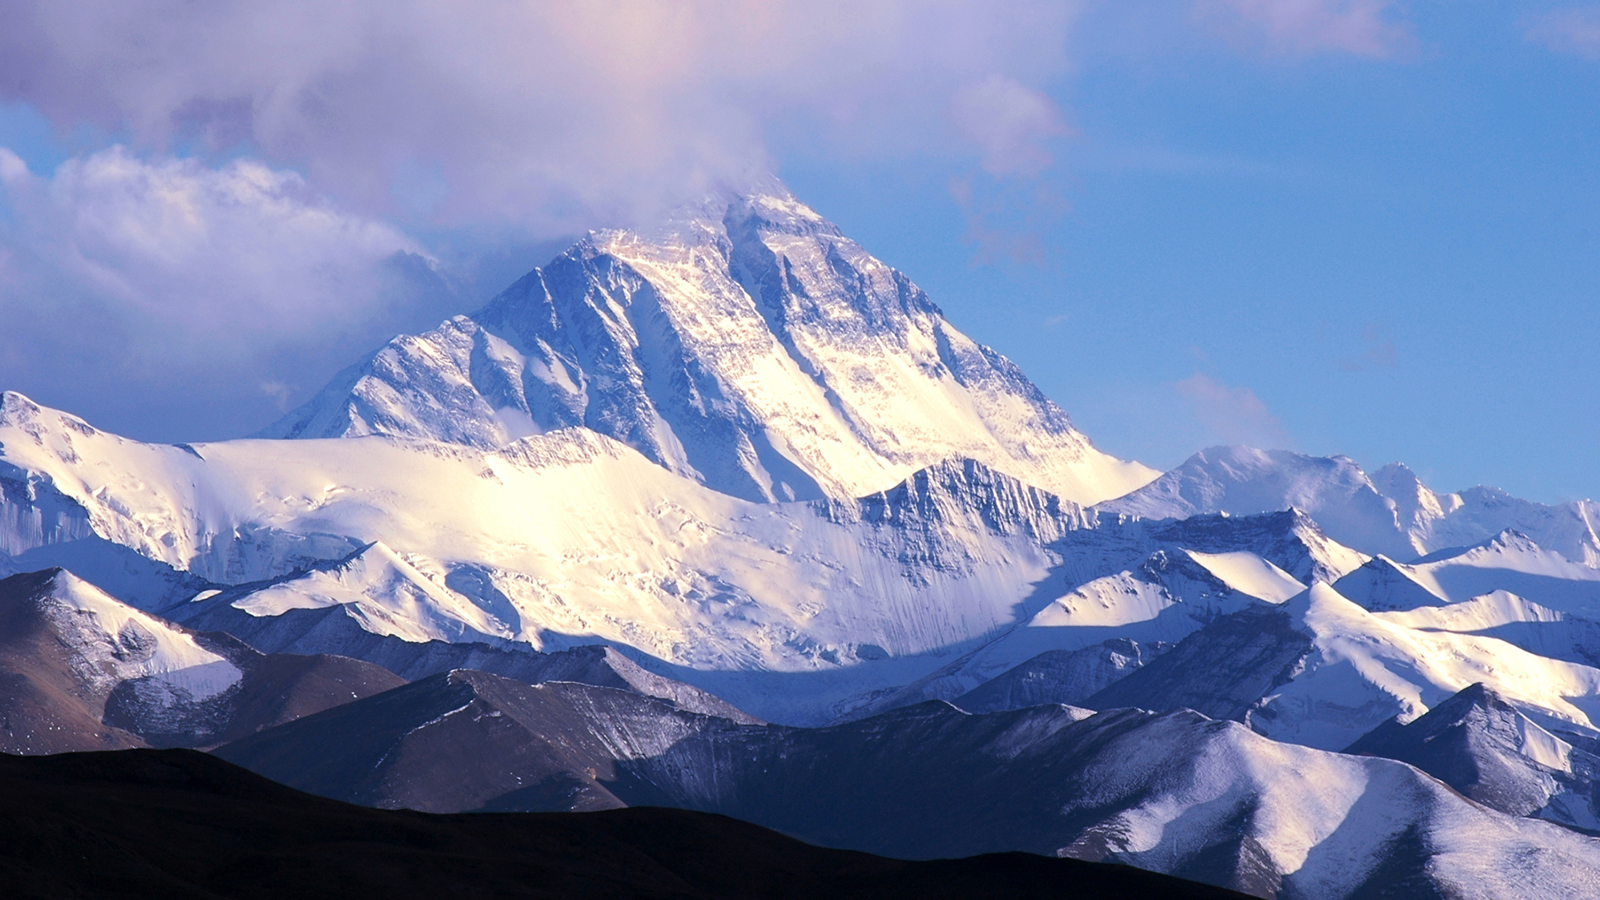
[0,0,1596,503]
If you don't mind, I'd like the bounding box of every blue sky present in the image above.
[0,1,1596,503]
[785,3,1600,503]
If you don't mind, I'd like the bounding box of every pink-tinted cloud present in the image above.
[1526,7,1600,60]
[0,1,1081,235]
[1175,373,1292,450]
[1193,0,1416,59]
[948,172,1071,265]
[945,74,1073,266]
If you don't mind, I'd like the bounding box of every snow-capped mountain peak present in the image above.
[257,183,1157,506]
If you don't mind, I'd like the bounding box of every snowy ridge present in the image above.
[1101,446,1600,566]
[9,391,1600,740]
[1093,574,1600,754]
[838,511,1363,717]
[2,393,1113,722]
[0,392,1375,725]
[220,541,513,645]
[259,184,1157,506]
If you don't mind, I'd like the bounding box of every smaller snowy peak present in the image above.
[818,457,1088,544]
[6,568,240,702]
[1346,682,1600,833]
[1370,461,1460,526]
[1382,530,1600,614]
[1082,603,1313,728]
[1101,446,1600,568]
[0,390,42,426]
[1083,575,1600,753]
[1418,528,1595,575]
[1331,555,1449,612]
[0,567,248,754]
[1378,462,1600,568]
[1100,446,1417,560]
[1181,550,1304,604]
[1144,508,1369,585]
[858,543,1286,718]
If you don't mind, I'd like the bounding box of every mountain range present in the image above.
[3,182,1600,898]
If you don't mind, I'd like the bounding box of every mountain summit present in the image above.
[258,184,1156,505]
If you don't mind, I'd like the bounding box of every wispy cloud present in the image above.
[949,75,1072,178]
[1175,373,1292,450]
[1338,323,1397,372]
[1526,7,1600,60]
[1192,0,1416,59]
[949,174,1068,265]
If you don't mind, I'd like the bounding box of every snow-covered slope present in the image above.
[1100,446,1600,566]
[0,567,408,752]
[1330,532,1600,672]
[844,510,1367,717]
[8,389,1598,742]
[1374,462,1600,567]
[1332,531,1600,614]
[258,185,1156,505]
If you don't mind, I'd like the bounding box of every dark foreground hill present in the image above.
[0,747,1245,900]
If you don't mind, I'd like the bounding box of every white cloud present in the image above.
[0,146,466,443]
[0,147,27,184]
[0,146,423,343]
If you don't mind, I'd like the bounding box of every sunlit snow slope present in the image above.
[258,184,1156,506]
[0,392,1370,725]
